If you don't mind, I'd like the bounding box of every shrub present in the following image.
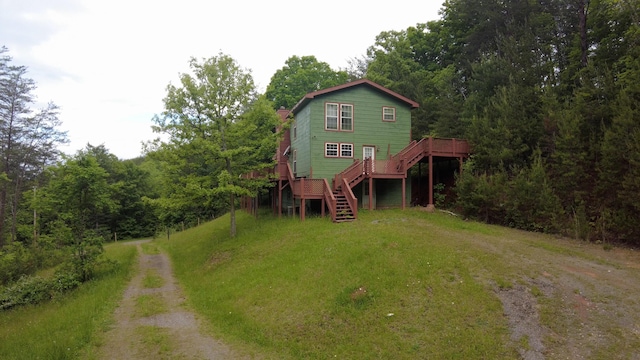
[0,275,52,310]
[0,270,84,311]
[0,243,37,286]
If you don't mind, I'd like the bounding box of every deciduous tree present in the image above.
[152,54,281,237]
[265,55,349,109]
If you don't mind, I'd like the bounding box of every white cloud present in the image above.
[2,0,443,159]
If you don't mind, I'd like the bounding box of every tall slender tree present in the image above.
[0,47,66,246]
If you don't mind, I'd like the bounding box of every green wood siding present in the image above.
[291,86,412,181]
[291,106,311,177]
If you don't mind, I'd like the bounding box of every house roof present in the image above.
[290,79,420,114]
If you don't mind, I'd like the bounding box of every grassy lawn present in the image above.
[158,209,521,359]
[0,242,137,360]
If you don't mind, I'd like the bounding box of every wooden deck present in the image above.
[247,137,470,222]
[243,137,470,222]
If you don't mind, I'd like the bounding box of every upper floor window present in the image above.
[382,106,396,122]
[325,103,353,131]
[293,122,297,139]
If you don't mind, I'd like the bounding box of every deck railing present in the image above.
[323,179,337,222]
[333,159,364,191]
[342,178,358,219]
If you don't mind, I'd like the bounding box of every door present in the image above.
[363,146,375,173]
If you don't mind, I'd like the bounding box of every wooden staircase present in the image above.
[333,190,355,222]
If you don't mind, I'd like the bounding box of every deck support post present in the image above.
[369,178,373,210]
[427,155,434,211]
[300,177,305,221]
[278,180,282,218]
[402,177,406,209]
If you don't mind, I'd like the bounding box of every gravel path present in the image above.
[95,240,237,359]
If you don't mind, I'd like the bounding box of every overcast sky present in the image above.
[1,0,443,159]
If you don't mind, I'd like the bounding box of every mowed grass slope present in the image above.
[159,210,521,359]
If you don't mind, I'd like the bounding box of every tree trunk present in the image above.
[578,0,589,67]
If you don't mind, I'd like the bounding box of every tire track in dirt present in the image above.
[95,241,237,359]
[430,224,640,359]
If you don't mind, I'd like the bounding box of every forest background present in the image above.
[1,0,638,304]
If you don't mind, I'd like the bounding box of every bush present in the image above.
[0,270,84,311]
[0,243,37,286]
[0,275,52,310]
[456,156,562,233]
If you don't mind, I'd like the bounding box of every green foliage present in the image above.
[0,47,67,246]
[0,242,37,285]
[264,55,349,109]
[0,275,51,310]
[433,183,446,208]
[151,53,282,237]
[362,0,640,243]
[0,269,81,311]
[65,231,106,282]
[456,155,562,232]
[0,243,137,359]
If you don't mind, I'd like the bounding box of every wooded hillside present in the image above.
[364,0,640,243]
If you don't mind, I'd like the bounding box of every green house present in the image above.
[265,79,470,222]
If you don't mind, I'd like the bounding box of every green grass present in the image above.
[135,326,174,358]
[135,294,167,317]
[141,242,161,255]
[0,242,137,360]
[157,209,520,359]
[143,269,164,288]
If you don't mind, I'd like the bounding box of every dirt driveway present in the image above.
[94,240,238,359]
[457,227,640,360]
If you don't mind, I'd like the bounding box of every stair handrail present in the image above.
[285,162,299,196]
[392,140,418,161]
[392,139,421,173]
[333,159,363,191]
[342,178,358,220]
[323,179,337,222]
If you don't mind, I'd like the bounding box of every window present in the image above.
[325,103,353,131]
[292,150,297,173]
[326,104,338,130]
[325,143,339,157]
[341,104,353,130]
[293,122,297,139]
[325,143,353,158]
[341,143,353,158]
[383,107,396,122]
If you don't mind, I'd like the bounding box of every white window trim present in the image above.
[325,142,339,157]
[382,106,396,122]
[340,143,353,158]
[325,102,354,131]
[325,142,353,158]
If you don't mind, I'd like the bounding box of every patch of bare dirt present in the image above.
[434,225,640,359]
[94,240,240,359]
